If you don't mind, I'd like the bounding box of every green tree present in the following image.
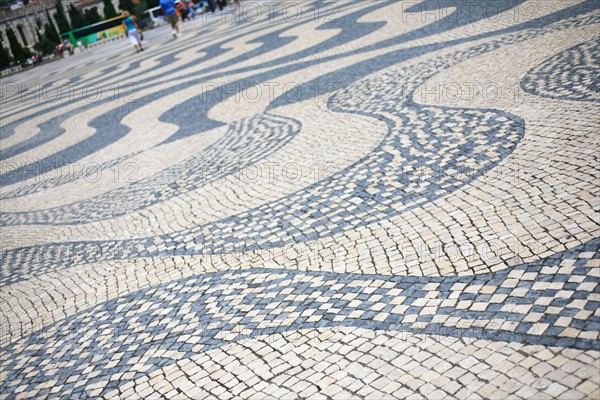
[35,30,43,50]
[118,0,134,13]
[34,21,61,55]
[43,22,61,45]
[68,4,85,29]
[34,28,56,55]
[103,0,118,19]
[0,44,11,69]
[44,7,59,39]
[84,7,102,25]
[5,27,30,63]
[53,0,71,34]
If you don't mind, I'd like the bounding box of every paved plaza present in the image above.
[0,0,599,398]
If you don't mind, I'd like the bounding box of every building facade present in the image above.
[0,0,119,55]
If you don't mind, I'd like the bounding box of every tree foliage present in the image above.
[68,4,86,29]
[103,0,118,19]
[34,25,58,55]
[118,0,135,13]
[84,7,102,25]
[6,27,30,63]
[0,44,11,69]
[44,21,61,44]
[53,0,72,34]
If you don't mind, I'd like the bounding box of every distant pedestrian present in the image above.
[177,0,190,27]
[206,0,216,13]
[62,40,70,56]
[122,11,144,52]
[187,0,197,18]
[160,0,180,37]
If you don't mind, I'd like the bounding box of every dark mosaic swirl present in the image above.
[521,39,600,102]
[0,99,141,187]
[1,2,599,398]
[0,0,359,153]
[0,239,598,398]
[3,8,600,284]
[0,37,526,285]
[0,113,301,225]
[0,152,141,200]
[2,1,596,184]
[0,110,522,285]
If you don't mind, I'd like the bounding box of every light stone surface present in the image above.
[0,0,599,398]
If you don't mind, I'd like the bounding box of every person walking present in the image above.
[160,0,180,37]
[122,11,144,52]
[176,0,190,28]
[175,0,190,32]
[206,0,216,13]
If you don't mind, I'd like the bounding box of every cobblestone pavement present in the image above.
[0,0,599,398]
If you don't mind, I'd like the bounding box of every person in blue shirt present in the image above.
[122,11,144,52]
[160,0,180,38]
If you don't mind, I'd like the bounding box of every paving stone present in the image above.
[0,1,599,399]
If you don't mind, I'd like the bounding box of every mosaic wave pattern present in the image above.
[0,70,525,283]
[1,0,599,398]
[7,2,600,280]
[1,239,598,398]
[0,112,302,224]
[521,39,600,101]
